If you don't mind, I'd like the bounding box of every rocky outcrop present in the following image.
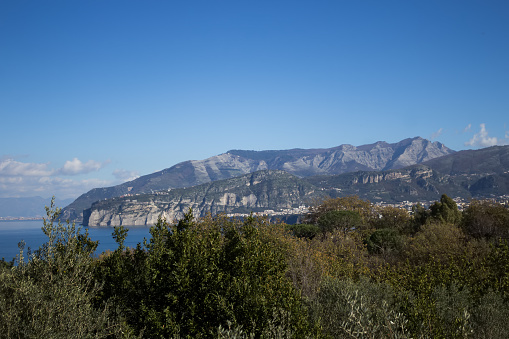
[84,171,324,226]
[83,145,509,226]
[63,137,454,223]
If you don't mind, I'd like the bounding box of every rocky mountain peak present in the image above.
[61,137,454,223]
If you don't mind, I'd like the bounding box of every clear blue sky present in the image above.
[1,0,508,199]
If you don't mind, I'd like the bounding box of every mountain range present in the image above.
[82,144,509,226]
[61,137,453,223]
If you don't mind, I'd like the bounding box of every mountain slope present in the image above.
[63,137,453,222]
[84,170,324,226]
[308,145,509,203]
[83,145,509,226]
[420,145,509,175]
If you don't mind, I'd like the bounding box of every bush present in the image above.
[461,200,509,240]
[0,198,122,338]
[309,277,411,338]
[317,210,362,235]
[371,206,411,232]
[403,222,467,264]
[286,223,320,239]
[366,228,404,257]
[94,212,312,338]
[471,290,509,338]
[306,196,374,225]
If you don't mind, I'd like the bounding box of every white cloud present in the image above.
[0,157,108,177]
[0,157,111,199]
[0,159,54,176]
[463,124,472,133]
[465,123,500,147]
[59,158,109,175]
[0,174,112,199]
[430,128,443,140]
[112,169,140,182]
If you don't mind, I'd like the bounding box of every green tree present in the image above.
[461,199,509,240]
[372,206,411,232]
[411,203,430,230]
[429,194,462,225]
[92,226,147,335]
[317,210,363,235]
[0,198,121,338]
[309,277,411,338]
[95,211,312,337]
[306,196,374,225]
[286,223,320,239]
[366,228,404,257]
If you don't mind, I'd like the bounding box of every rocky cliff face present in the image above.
[84,153,509,227]
[228,137,452,176]
[63,137,454,223]
[84,171,324,226]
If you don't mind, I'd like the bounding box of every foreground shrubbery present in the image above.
[0,200,122,338]
[1,195,509,338]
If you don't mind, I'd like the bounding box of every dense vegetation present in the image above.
[1,195,509,338]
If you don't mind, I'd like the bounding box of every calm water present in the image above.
[0,220,153,261]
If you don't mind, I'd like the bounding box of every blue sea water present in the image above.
[0,220,153,261]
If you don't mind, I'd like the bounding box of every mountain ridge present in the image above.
[62,137,453,223]
[82,144,509,226]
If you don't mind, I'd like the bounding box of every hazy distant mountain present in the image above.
[64,137,453,223]
[83,145,509,226]
[0,197,74,218]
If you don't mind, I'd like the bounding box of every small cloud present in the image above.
[58,158,109,175]
[430,128,443,140]
[0,156,112,198]
[113,169,140,182]
[0,174,112,199]
[463,124,472,133]
[0,158,54,176]
[465,123,499,147]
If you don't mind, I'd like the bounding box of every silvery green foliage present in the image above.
[0,198,122,339]
[217,321,255,339]
[431,284,473,338]
[431,284,509,339]
[311,277,412,339]
[216,309,298,339]
[471,291,509,339]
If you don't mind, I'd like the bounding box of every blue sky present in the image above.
[1,0,508,199]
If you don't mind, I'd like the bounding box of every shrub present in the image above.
[286,223,320,239]
[366,228,404,257]
[471,290,509,338]
[94,212,312,338]
[309,277,412,338]
[0,198,122,338]
[306,196,374,225]
[403,222,467,264]
[371,206,411,232]
[317,210,362,235]
[461,200,509,240]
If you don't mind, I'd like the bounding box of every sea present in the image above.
[0,220,153,262]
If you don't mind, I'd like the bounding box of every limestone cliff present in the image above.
[63,137,454,223]
[83,147,509,226]
[84,170,324,226]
